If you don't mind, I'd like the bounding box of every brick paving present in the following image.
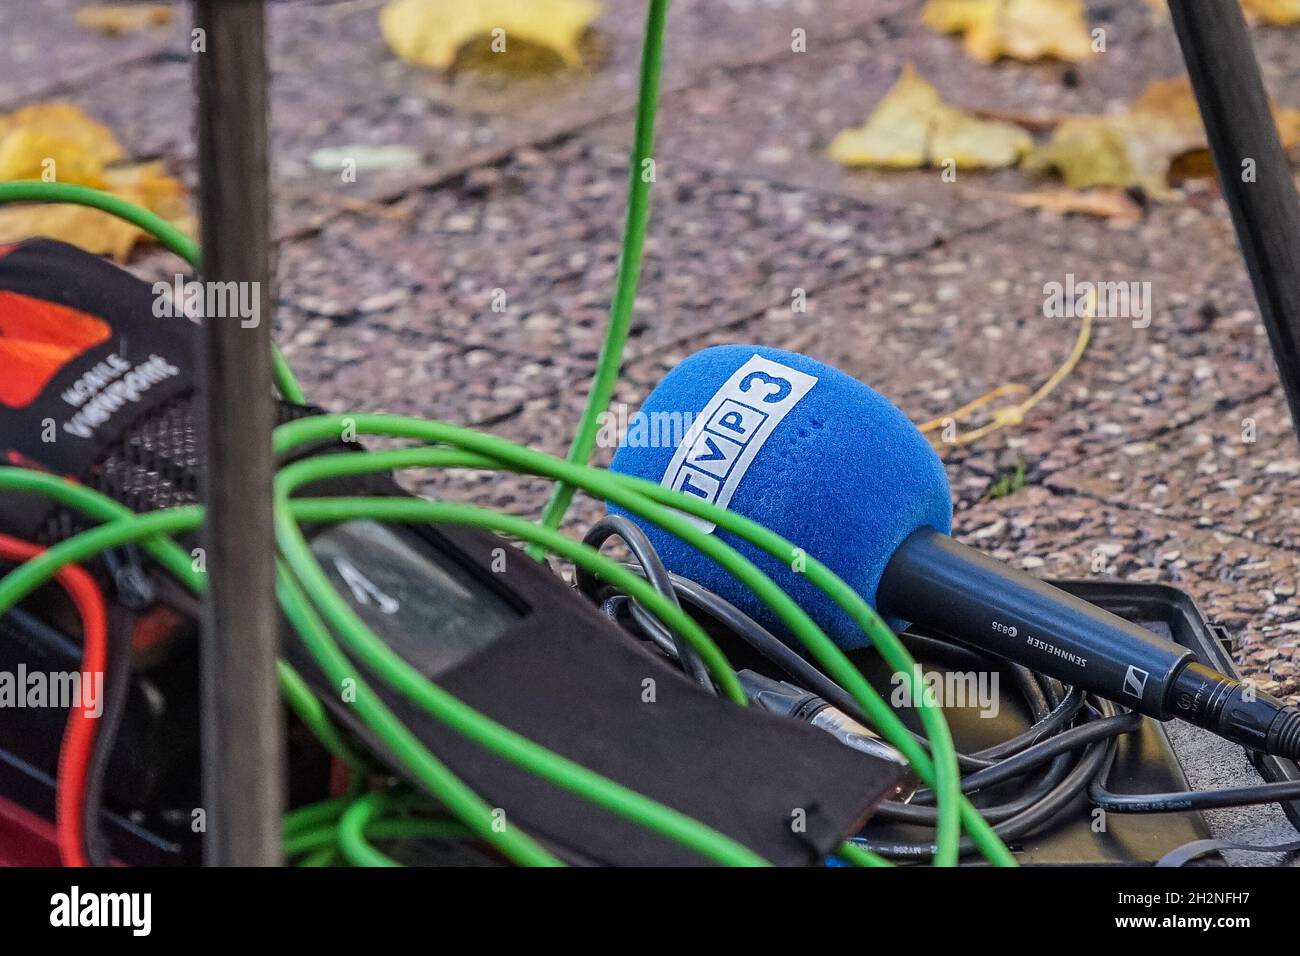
[11,0,1300,698]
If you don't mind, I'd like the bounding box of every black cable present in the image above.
[1157,837,1300,867]
[601,562,1099,817]
[935,711,1140,798]
[664,571,855,704]
[598,559,1079,769]
[596,558,853,709]
[874,692,1121,828]
[1091,747,1300,812]
[597,546,1104,786]
[601,593,681,660]
[82,604,134,867]
[893,635,1086,772]
[856,700,1123,859]
[894,707,1136,823]
[969,686,1086,764]
[613,562,1085,775]
[877,750,1076,827]
[577,515,714,692]
[578,517,1300,859]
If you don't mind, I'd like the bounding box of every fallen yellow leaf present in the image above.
[922,0,1095,63]
[105,161,196,236]
[380,0,603,71]
[829,64,1033,170]
[0,103,191,261]
[998,187,1144,223]
[0,103,123,182]
[76,3,174,35]
[0,204,146,261]
[1242,0,1300,25]
[1025,76,1300,197]
[0,128,110,188]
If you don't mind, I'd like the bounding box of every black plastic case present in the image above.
[1056,580,1300,836]
[853,579,1300,865]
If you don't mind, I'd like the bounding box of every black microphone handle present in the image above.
[879,528,1191,718]
[877,528,1300,760]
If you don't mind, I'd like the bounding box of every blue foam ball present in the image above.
[608,344,952,649]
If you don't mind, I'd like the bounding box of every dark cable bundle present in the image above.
[579,516,1300,864]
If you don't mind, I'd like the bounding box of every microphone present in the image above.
[609,345,1300,760]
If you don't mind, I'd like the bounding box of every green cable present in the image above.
[278,660,369,779]
[0,482,770,867]
[280,477,745,704]
[286,823,352,858]
[336,793,400,867]
[281,419,971,859]
[363,818,472,842]
[0,181,200,263]
[0,467,195,581]
[0,311,913,866]
[283,795,359,840]
[274,424,977,858]
[297,846,339,867]
[0,474,564,865]
[287,499,900,870]
[0,180,305,403]
[321,794,392,866]
[536,0,668,537]
[0,468,367,788]
[333,791,475,867]
[271,413,1013,867]
[835,842,893,868]
[277,566,569,866]
[0,419,1010,865]
[276,501,771,865]
[287,786,469,856]
[0,476,863,869]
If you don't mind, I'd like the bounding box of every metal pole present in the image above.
[1169,0,1300,439]
[191,0,283,865]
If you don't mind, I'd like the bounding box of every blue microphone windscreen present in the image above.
[608,345,952,649]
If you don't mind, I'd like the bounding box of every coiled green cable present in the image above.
[0,421,1011,865]
[272,415,1011,867]
[0,0,1013,866]
[334,790,473,867]
[0,473,780,865]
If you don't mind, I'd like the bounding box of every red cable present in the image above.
[0,533,108,867]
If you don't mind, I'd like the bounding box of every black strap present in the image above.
[1157,836,1300,867]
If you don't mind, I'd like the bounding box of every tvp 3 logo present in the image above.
[659,354,818,532]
